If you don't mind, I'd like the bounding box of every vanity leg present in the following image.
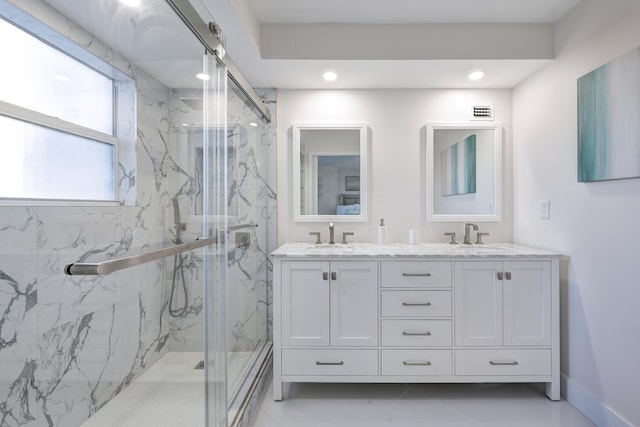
[546,258,561,401]
[274,380,283,401]
[546,380,560,401]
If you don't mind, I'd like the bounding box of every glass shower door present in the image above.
[225,83,270,417]
[202,52,229,427]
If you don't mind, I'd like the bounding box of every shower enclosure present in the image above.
[0,0,274,426]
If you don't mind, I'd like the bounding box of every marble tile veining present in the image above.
[271,242,562,258]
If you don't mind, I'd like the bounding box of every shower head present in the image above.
[172,197,186,244]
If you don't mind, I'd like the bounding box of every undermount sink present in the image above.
[305,243,353,249]
[454,244,511,253]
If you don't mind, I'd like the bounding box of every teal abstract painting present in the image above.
[441,134,476,195]
[578,46,640,182]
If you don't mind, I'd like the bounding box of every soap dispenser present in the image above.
[378,219,387,244]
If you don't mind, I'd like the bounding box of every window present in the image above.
[0,14,129,202]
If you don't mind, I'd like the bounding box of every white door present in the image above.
[454,262,503,346]
[503,261,552,346]
[282,261,330,346]
[330,262,379,346]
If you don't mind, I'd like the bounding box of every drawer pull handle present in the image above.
[489,360,519,366]
[315,361,345,366]
[403,361,432,366]
[402,331,432,336]
[402,302,432,307]
[402,273,432,277]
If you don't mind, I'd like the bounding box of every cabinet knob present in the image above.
[323,272,328,280]
[331,272,337,280]
[497,272,504,280]
[505,272,512,280]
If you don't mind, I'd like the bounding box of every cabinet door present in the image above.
[282,261,330,346]
[503,261,551,346]
[330,262,379,346]
[454,262,503,346]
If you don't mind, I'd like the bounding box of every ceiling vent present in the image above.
[471,104,494,121]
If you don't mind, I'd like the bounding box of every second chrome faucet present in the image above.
[463,223,478,245]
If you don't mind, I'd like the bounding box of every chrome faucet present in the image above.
[463,223,478,245]
[328,222,335,244]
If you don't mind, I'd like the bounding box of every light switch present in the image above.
[540,200,551,220]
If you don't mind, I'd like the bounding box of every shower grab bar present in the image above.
[227,223,258,233]
[64,237,217,276]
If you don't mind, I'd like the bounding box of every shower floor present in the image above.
[81,351,253,427]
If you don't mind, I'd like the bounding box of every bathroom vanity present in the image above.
[271,243,560,401]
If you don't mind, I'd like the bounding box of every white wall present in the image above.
[513,1,640,425]
[277,89,513,245]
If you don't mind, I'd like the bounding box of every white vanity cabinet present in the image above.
[281,261,378,347]
[272,243,560,402]
[276,260,379,395]
[454,261,551,347]
[380,261,454,377]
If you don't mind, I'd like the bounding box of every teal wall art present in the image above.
[441,134,476,195]
[578,46,640,182]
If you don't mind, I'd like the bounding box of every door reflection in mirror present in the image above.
[293,123,368,222]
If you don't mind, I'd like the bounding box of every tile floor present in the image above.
[249,379,596,427]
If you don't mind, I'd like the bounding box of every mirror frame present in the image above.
[425,122,502,222]
[293,123,368,223]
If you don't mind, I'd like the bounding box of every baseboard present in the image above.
[562,374,633,427]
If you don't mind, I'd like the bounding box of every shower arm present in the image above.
[64,237,217,276]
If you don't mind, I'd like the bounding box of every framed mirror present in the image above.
[426,123,502,222]
[293,123,368,222]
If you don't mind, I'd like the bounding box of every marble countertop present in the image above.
[271,242,561,258]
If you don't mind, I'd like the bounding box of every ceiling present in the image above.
[200,0,584,89]
[39,0,584,90]
[249,0,582,24]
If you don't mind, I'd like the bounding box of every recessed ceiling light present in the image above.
[323,71,338,82]
[53,74,70,82]
[120,0,141,6]
[468,71,485,81]
[196,73,211,81]
[249,122,258,127]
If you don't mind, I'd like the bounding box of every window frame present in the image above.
[0,8,135,206]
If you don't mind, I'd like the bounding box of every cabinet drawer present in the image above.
[281,349,378,376]
[381,290,451,317]
[382,350,452,376]
[381,320,452,347]
[381,261,451,288]
[455,349,551,376]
